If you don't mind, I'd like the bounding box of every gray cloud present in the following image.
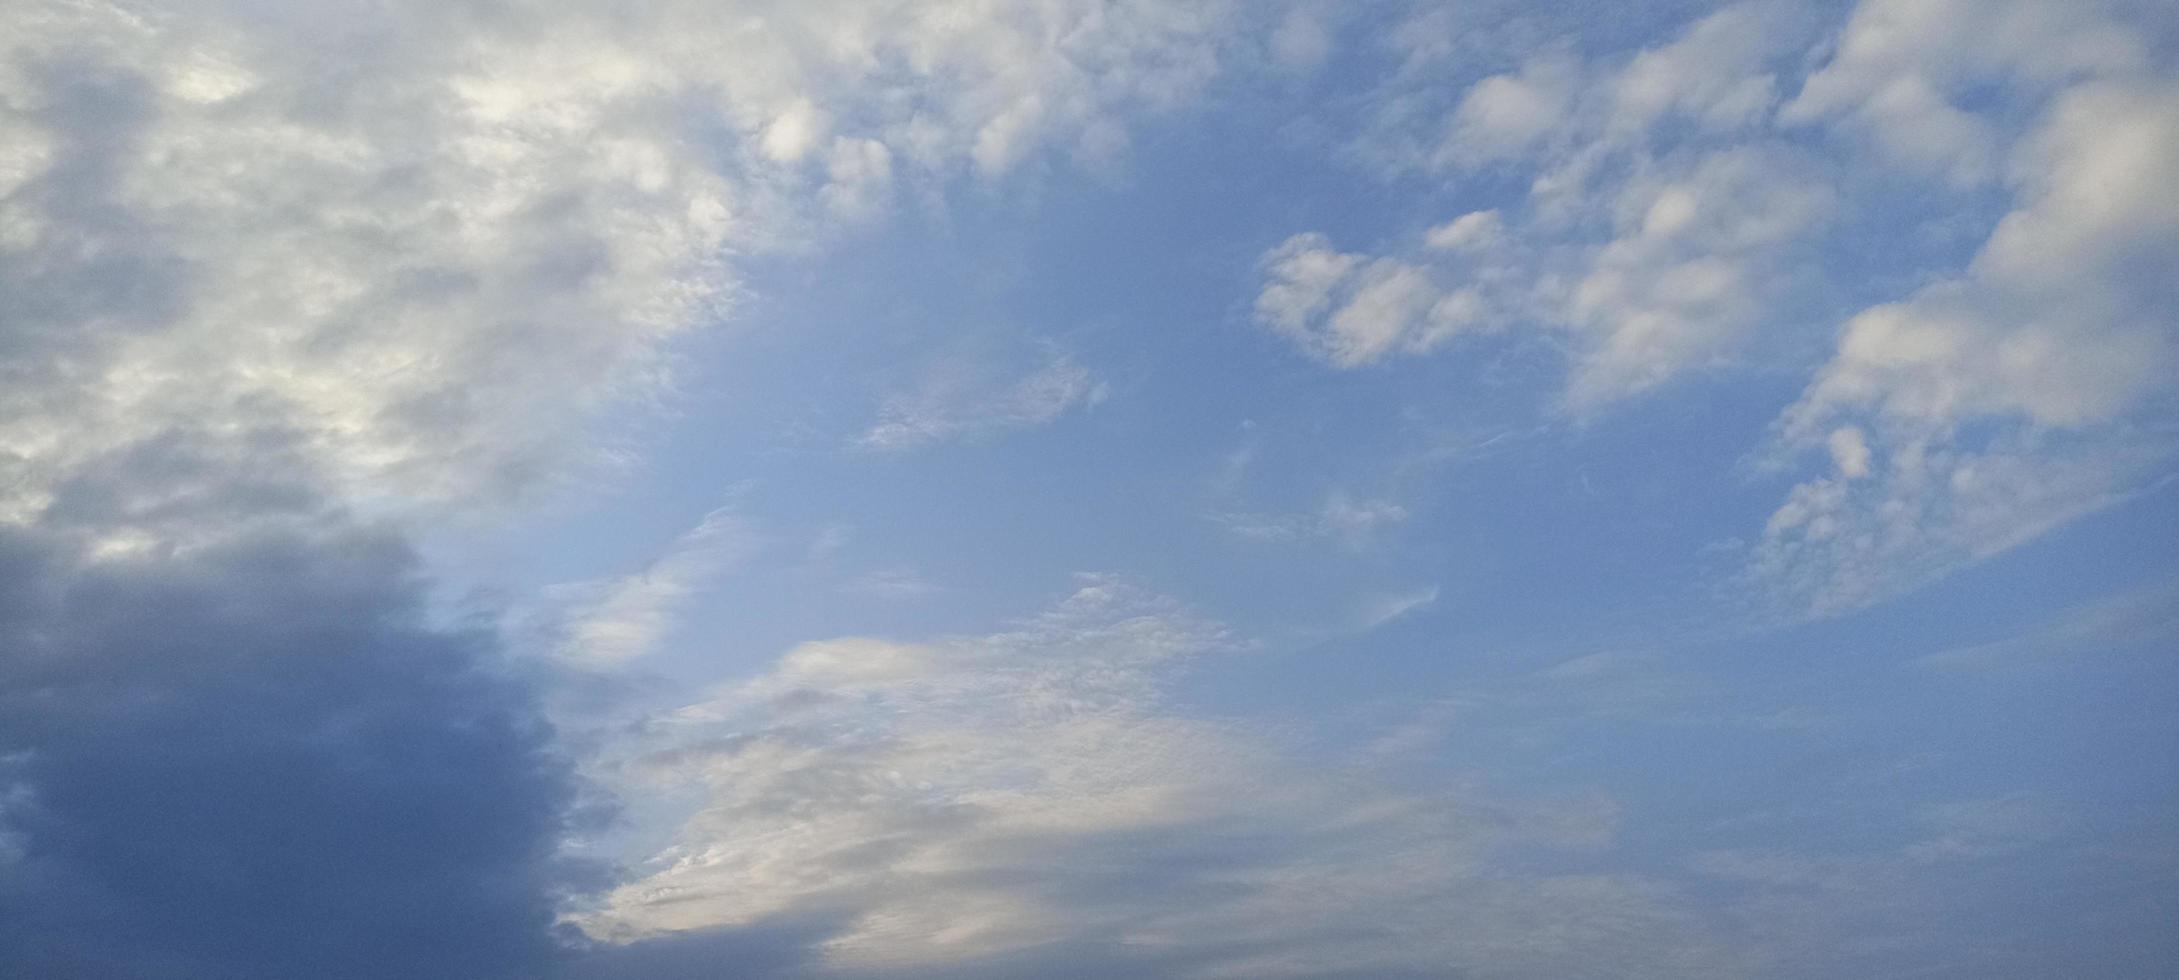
[0,513,582,979]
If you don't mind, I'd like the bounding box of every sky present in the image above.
[1,0,2176,977]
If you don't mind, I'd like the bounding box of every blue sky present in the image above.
[3,1,2176,977]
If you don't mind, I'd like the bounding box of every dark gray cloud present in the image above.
[0,512,582,979]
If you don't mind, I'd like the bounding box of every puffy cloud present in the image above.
[1254,6,1827,406]
[1781,0,2148,185]
[574,580,1745,977]
[1759,31,2179,611]
[1789,80,2179,432]
[1252,232,1490,369]
[1608,3,1785,132]
[1442,51,1583,165]
[1556,144,1832,405]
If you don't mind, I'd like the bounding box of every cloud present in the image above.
[1354,583,1439,630]
[1781,0,2148,185]
[0,0,1241,519]
[1252,232,1487,369]
[1757,24,2179,613]
[1442,50,1583,165]
[856,351,1108,452]
[1250,0,2174,609]
[573,579,1746,978]
[0,515,580,979]
[1917,578,2179,673]
[1253,5,1828,407]
[1214,490,1410,548]
[1266,8,1335,76]
[544,501,756,665]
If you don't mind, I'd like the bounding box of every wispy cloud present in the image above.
[840,567,941,599]
[1355,583,1440,630]
[1215,491,1410,548]
[1918,578,2179,673]
[546,501,755,665]
[576,579,1742,977]
[856,353,1108,452]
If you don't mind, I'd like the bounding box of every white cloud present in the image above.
[0,0,1241,529]
[1753,436,2159,615]
[1558,144,1833,406]
[1441,51,1583,165]
[1787,79,2178,433]
[1355,583,1439,630]
[1781,0,2147,185]
[1759,56,2179,612]
[1267,7,1334,76]
[1251,0,2172,609]
[1608,3,1784,132]
[1214,490,1410,548]
[1255,6,1827,405]
[758,99,830,165]
[1424,208,1503,251]
[546,501,755,665]
[1826,427,1872,479]
[1252,233,1490,368]
[577,579,1747,977]
[856,351,1108,452]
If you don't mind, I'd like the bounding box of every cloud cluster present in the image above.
[1758,0,2178,612]
[1257,4,1827,408]
[1254,0,2178,612]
